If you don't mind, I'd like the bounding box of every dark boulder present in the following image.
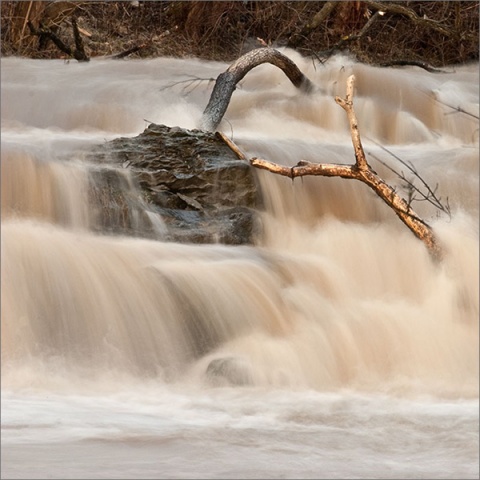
[89,123,261,244]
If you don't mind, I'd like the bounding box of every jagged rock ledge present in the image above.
[89,123,261,245]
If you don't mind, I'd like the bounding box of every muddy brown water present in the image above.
[1,52,478,479]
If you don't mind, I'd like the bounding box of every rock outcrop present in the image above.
[89,123,260,244]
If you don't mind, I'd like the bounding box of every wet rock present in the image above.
[87,166,163,238]
[205,357,253,386]
[90,123,261,244]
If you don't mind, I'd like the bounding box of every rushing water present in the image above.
[1,51,478,479]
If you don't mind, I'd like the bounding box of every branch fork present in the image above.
[249,74,442,259]
[206,51,442,259]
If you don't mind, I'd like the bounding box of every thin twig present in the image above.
[19,0,34,46]
[365,136,450,217]
[160,76,215,95]
[435,98,479,120]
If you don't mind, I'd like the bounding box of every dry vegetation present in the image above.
[1,1,478,66]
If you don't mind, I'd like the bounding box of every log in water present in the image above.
[1,52,478,479]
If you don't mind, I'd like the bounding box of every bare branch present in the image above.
[251,158,355,179]
[379,59,448,74]
[160,76,215,95]
[365,138,451,218]
[27,17,89,62]
[71,17,88,62]
[216,132,247,161]
[250,75,442,260]
[433,97,480,120]
[364,1,455,38]
[109,43,148,60]
[335,76,369,171]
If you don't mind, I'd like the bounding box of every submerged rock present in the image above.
[205,357,253,386]
[89,123,261,244]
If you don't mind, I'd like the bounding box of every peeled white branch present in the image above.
[250,75,442,259]
[200,50,442,258]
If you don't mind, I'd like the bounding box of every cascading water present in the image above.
[1,52,478,479]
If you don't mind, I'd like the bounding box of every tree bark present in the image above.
[200,48,314,132]
[250,75,442,260]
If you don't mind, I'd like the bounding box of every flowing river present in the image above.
[1,51,478,479]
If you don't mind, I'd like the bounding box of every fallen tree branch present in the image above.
[379,59,448,74]
[433,97,480,120]
[365,138,451,217]
[364,1,455,38]
[335,76,371,171]
[27,17,89,62]
[71,17,88,62]
[110,43,148,60]
[288,1,338,49]
[250,75,442,260]
[200,48,315,131]
[110,28,175,60]
[216,132,247,161]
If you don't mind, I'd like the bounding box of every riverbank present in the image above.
[1,1,478,65]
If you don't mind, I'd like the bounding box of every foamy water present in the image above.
[1,52,478,479]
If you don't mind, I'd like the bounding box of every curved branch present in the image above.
[200,48,314,131]
[379,60,448,74]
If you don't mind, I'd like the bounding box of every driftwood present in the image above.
[200,48,442,257]
[249,75,441,259]
[200,48,314,131]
